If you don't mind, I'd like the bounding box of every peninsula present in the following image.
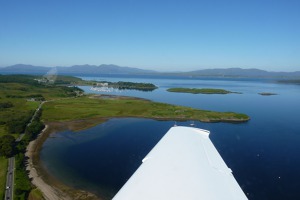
[42,94,249,124]
[92,81,158,91]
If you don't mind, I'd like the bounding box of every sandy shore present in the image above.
[26,122,103,200]
[26,125,72,200]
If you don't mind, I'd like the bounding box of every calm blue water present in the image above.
[41,75,300,200]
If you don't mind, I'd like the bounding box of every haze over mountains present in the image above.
[0,64,155,75]
[1,64,300,78]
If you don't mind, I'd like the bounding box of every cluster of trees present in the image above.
[0,108,45,158]
[0,74,84,90]
[6,112,33,134]
[14,108,45,199]
[6,94,46,101]
[27,94,45,101]
[61,86,84,96]
[6,94,24,98]
[0,135,15,157]
[0,74,42,87]
[25,109,45,141]
[14,153,32,198]
[0,101,13,109]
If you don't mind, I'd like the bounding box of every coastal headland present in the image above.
[42,94,250,123]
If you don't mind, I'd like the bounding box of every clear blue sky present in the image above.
[0,0,299,71]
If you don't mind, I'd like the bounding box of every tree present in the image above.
[0,135,15,157]
[5,112,33,134]
[0,101,13,109]
[25,120,45,140]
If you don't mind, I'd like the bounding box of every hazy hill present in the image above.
[190,68,270,76]
[170,67,300,78]
[1,64,299,78]
[0,64,51,74]
[187,68,300,77]
[57,64,155,74]
[0,64,156,75]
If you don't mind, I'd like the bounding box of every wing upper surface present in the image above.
[113,126,248,200]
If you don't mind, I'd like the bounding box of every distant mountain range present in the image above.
[0,64,300,78]
[0,64,155,75]
[177,68,300,78]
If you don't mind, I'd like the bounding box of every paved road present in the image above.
[4,101,46,200]
[28,101,45,125]
[4,157,14,200]
[17,101,46,142]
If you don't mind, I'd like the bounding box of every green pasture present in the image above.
[42,96,249,123]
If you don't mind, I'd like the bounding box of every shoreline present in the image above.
[26,125,71,200]
[26,121,105,200]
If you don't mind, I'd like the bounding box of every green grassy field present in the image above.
[42,95,249,123]
[0,157,8,200]
[0,76,83,135]
[0,82,56,117]
[167,87,241,94]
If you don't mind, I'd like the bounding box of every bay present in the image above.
[41,75,300,200]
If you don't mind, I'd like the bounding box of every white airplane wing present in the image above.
[112,126,248,200]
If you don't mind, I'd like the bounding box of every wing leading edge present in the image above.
[112,126,248,200]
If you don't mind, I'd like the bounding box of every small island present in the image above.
[167,87,241,94]
[258,92,278,96]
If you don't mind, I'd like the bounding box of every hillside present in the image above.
[173,68,300,78]
[1,64,300,78]
[0,64,156,75]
